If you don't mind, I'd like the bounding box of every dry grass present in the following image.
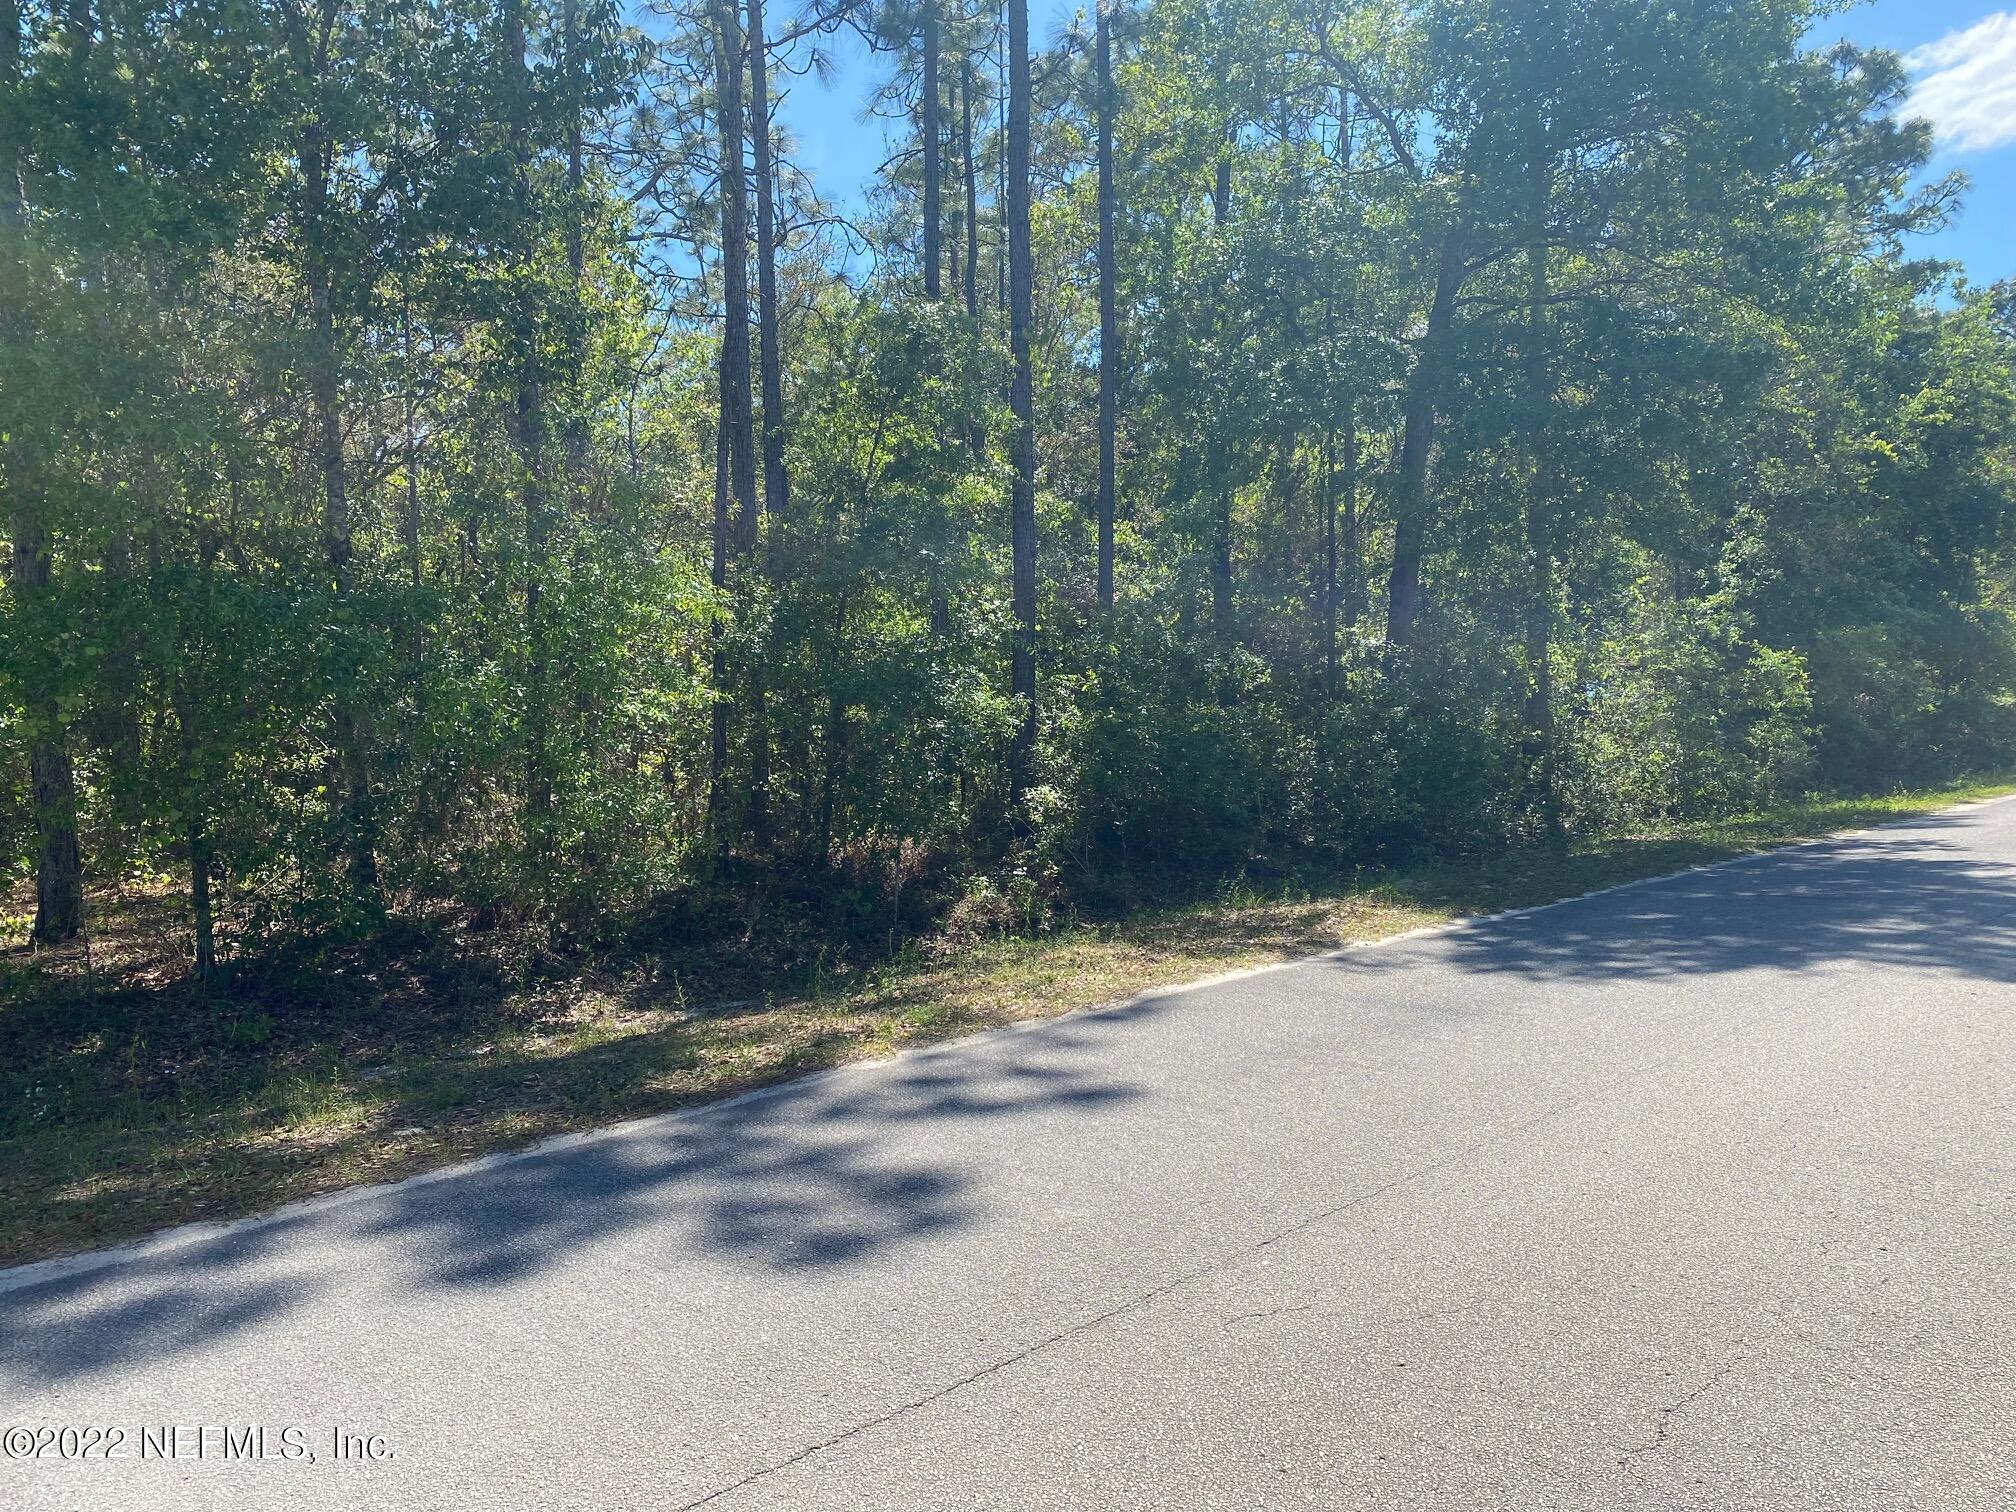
[4,776,2010,1267]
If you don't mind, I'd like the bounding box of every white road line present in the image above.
[5,791,2008,1298]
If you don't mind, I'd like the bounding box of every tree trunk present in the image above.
[176,526,219,982]
[713,0,758,553]
[707,0,759,860]
[708,418,731,857]
[94,532,146,831]
[1094,0,1116,611]
[2,5,83,943]
[400,287,423,589]
[1209,147,1233,642]
[914,0,952,639]
[1006,0,1036,807]
[182,715,216,977]
[1,0,20,218]
[947,185,960,297]
[10,519,85,942]
[1272,99,1304,607]
[505,0,553,858]
[189,813,215,979]
[747,0,786,854]
[996,10,1008,316]
[1322,432,1337,693]
[1340,393,1361,628]
[562,0,590,491]
[300,95,379,899]
[921,0,942,299]
[748,0,787,520]
[303,141,347,578]
[961,54,980,321]
[1524,140,1563,849]
[182,697,215,984]
[815,594,849,868]
[1332,92,1362,636]
[1383,223,1465,647]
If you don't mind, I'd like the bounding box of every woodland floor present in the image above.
[5,776,2013,1268]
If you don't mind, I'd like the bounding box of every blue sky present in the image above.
[780,1,2016,290]
[1844,2,2015,286]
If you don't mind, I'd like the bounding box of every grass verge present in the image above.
[4,776,2011,1268]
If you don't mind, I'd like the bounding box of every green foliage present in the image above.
[1298,657,1525,862]
[3,0,2013,979]
[1049,611,1290,878]
[1565,584,1820,829]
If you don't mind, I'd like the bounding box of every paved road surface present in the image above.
[5,802,2015,1509]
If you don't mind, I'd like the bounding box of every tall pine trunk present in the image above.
[919,1,950,634]
[298,50,379,900]
[995,9,1008,317]
[960,54,979,321]
[1384,223,1465,647]
[747,0,786,854]
[1524,132,1563,848]
[1340,395,1361,628]
[921,0,941,299]
[172,668,215,981]
[562,0,589,491]
[505,0,553,862]
[1094,0,1116,610]
[9,520,84,942]
[748,0,787,520]
[1209,147,1233,642]
[95,531,145,829]
[400,285,423,589]
[0,0,18,227]
[710,0,759,858]
[709,419,731,854]
[712,0,758,553]
[1006,0,1036,807]
[1331,90,1362,641]
[1321,306,1338,692]
[2,0,84,943]
[1,0,19,218]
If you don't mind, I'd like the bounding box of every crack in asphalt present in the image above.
[1617,1345,1750,1468]
[675,1032,1736,1509]
[1224,1300,1318,1328]
[1223,1293,1498,1334]
[671,810,2016,1507]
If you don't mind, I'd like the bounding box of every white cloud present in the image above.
[1904,11,2016,153]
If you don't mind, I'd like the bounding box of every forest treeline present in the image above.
[4,0,2014,971]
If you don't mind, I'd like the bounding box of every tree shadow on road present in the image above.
[11,816,2013,1390]
[0,1008,1154,1387]
[1339,822,2016,988]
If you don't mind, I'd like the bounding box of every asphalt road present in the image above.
[5,801,2015,1510]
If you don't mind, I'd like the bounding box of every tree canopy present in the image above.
[4,0,2012,969]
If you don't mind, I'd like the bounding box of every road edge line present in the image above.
[5,790,2010,1297]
